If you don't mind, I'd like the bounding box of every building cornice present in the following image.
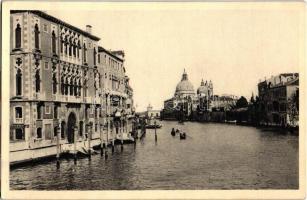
[98,46,124,62]
[11,10,100,41]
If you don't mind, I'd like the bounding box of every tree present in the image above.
[287,89,299,127]
[236,96,248,108]
[250,93,255,103]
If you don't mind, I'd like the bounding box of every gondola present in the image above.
[180,132,186,140]
[171,128,176,136]
[146,124,162,129]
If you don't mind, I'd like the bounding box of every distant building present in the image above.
[145,104,160,119]
[197,79,213,112]
[211,94,238,111]
[161,69,238,120]
[162,69,197,119]
[257,73,299,127]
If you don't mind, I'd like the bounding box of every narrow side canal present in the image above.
[10,121,298,190]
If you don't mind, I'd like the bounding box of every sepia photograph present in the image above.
[1,1,305,199]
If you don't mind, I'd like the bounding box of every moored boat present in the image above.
[115,132,135,144]
[146,124,162,129]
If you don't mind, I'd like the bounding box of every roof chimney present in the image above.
[86,25,92,34]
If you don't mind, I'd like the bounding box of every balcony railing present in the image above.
[15,118,23,124]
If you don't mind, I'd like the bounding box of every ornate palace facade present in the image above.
[10,10,134,163]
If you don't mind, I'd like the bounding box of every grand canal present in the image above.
[10,121,298,190]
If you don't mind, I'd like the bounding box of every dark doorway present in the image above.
[67,112,77,143]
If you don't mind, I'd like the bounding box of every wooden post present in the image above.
[111,123,115,154]
[154,120,157,142]
[74,126,78,165]
[105,94,109,160]
[56,123,61,169]
[100,124,104,156]
[88,123,92,160]
[121,120,124,151]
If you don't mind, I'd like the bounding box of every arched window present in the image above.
[64,77,69,95]
[74,79,78,96]
[77,41,81,58]
[54,105,58,119]
[16,68,22,95]
[54,126,58,137]
[78,79,82,96]
[37,104,42,119]
[15,24,21,48]
[83,79,87,97]
[83,43,87,63]
[37,127,42,139]
[94,48,97,65]
[52,73,57,94]
[70,78,74,96]
[79,121,83,136]
[73,41,76,57]
[60,36,63,53]
[61,76,65,95]
[35,69,40,93]
[61,121,65,139]
[64,36,68,55]
[34,24,40,49]
[52,31,56,54]
[69,38,72,56]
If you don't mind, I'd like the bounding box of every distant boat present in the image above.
[171,128,176,136]
[146,119,162,129]
[146,124,162,129]
[180,132,186,140]
[115,132,135,144]
[225,120,237,124]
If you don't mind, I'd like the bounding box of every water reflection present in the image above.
[10,121,298,190]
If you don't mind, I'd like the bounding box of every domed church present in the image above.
[175,69,195,98]
[162,69,198,120]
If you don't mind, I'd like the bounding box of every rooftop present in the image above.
[98,46,124,62]
[11,10,100,41]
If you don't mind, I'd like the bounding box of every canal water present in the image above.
[10,121,298,190]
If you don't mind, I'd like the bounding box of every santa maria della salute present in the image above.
[161,69,238,120]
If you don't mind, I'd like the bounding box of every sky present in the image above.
[48,3,302,112]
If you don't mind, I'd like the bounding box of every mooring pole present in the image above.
[112,128,115,154]
[105,120,109,160]
[56,122,61,169]
[100,124,104,156]
[74,126,78,165]
[87,123,92,161]
[154,120,157,142]
[121,120,124,151]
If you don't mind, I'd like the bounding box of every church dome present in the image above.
[197,79,207,94]
[175,69,195,96]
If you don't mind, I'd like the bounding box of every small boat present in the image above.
[171,128,176,136]
[146,121,162,129]
[180,132,186,140]
[115,132,135,144]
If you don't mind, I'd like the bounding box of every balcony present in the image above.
[15,118,23,124]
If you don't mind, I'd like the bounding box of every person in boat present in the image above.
[180,132,186,139]
[175,129,180,134]
[171,128,176,136]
